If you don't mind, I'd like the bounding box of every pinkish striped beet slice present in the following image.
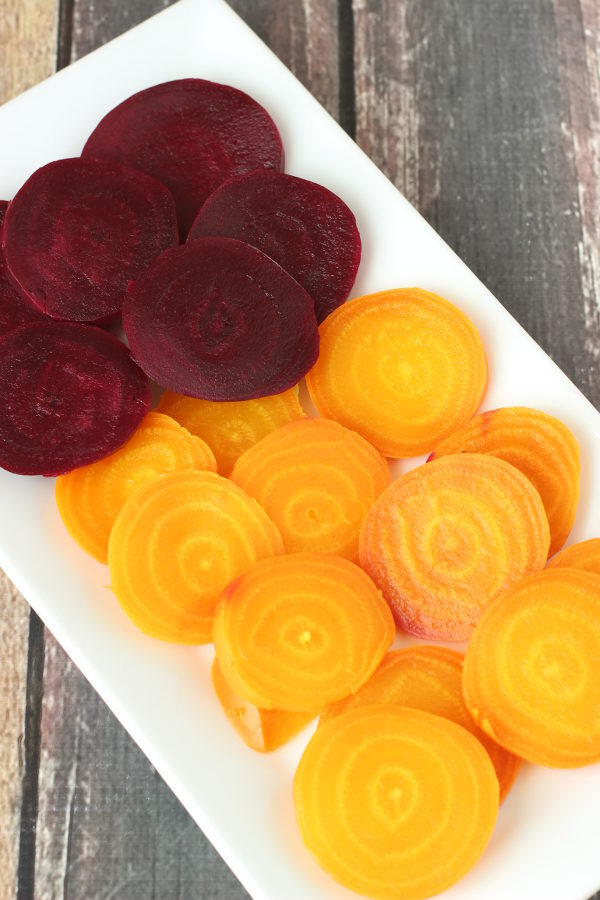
[0,322,151,475]
[2,158,178,323]
[0,201,48,336]
[82,79,284,236]
[123,237,319,401]
[188,172,361,323]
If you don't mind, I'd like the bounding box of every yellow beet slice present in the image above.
[305,288,487,457]
[359,453,550,640]
[230,417,389,562]
[463,568,600,767]
[156,387,304,474]
[294,705,499,900]
[320,646,520,802]
[56,411,216,563]
[108,470,284,643]
[547,538,600,575]
[213,553,395,711]
[211,659,316,752]
[430,406,580,556]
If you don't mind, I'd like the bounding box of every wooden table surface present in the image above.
[1,0,600,897]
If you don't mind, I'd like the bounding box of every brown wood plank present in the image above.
[0,3,59,898]
[0,574,30,900]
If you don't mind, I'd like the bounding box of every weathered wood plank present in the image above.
[0,3,58,898]
[0,574,31,900]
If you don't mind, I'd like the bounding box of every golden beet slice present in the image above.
[359,454,550,640]
[305,288,487,457]
[230,417,389,562]
[211,659,315,752]
[430,406,580,556]
[321,646,520,802]
[56,411,216,563]
[157,387,304,475]
[108,470,283,643]
[463,568,600,767]
[294,705,499,900]
[213,553,395,711]
[547,537,600,575]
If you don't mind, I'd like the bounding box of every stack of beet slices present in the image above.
[0,77,362,476]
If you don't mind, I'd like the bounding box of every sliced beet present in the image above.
[2,158,178,323]
[188,172,361,323]
[0,322,151,475]
[82,79,284,236]
[123,237,319,401]
[0,201,48,336]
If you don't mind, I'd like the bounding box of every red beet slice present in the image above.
[188,172,361,323]
[82,79,284,236]
[2,158,178,323]
[0,322,151,476]
[123,237,319,401]
[0,201,48,336]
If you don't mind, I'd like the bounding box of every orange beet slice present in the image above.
[211,659,315,752]
[305,288,487,457]
[321,646,520,802]
[213,553,395,711]
[156,387,304,475]
[294,705,499,900]
[429,406,580,556]
[463,568,600,767]
[56,412,216,563]
[230,417,389,562]
[547,538,600,574]
[108,470,284,643]
[359,454,550,639]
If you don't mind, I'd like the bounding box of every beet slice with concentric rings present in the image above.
[0,322,151,476]
[82,78,284,236]
[188,172,361,323]
[123,237,319,401]
[2,158,178,323]
[0,201,48,336]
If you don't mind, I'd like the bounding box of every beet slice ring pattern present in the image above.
[305,289,488,458]
[123,237,319,401]
[294,705,499,900]
[82,78,284,235]
[320,646,521,803]
[2,158,178,323]
[188,171,361,323]
[359,453,550,640]
[463,568,600,767]
[0,201,48,336]
[0,322,151,476]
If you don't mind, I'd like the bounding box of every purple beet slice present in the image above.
[0,201,48,336]
[2,158,179,323]
[0,322,151,475]
[188,171,361,323]
[122,237,319,401]
[82,79,284,236]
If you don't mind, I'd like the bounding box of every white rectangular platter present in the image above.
[1,1,599,898]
